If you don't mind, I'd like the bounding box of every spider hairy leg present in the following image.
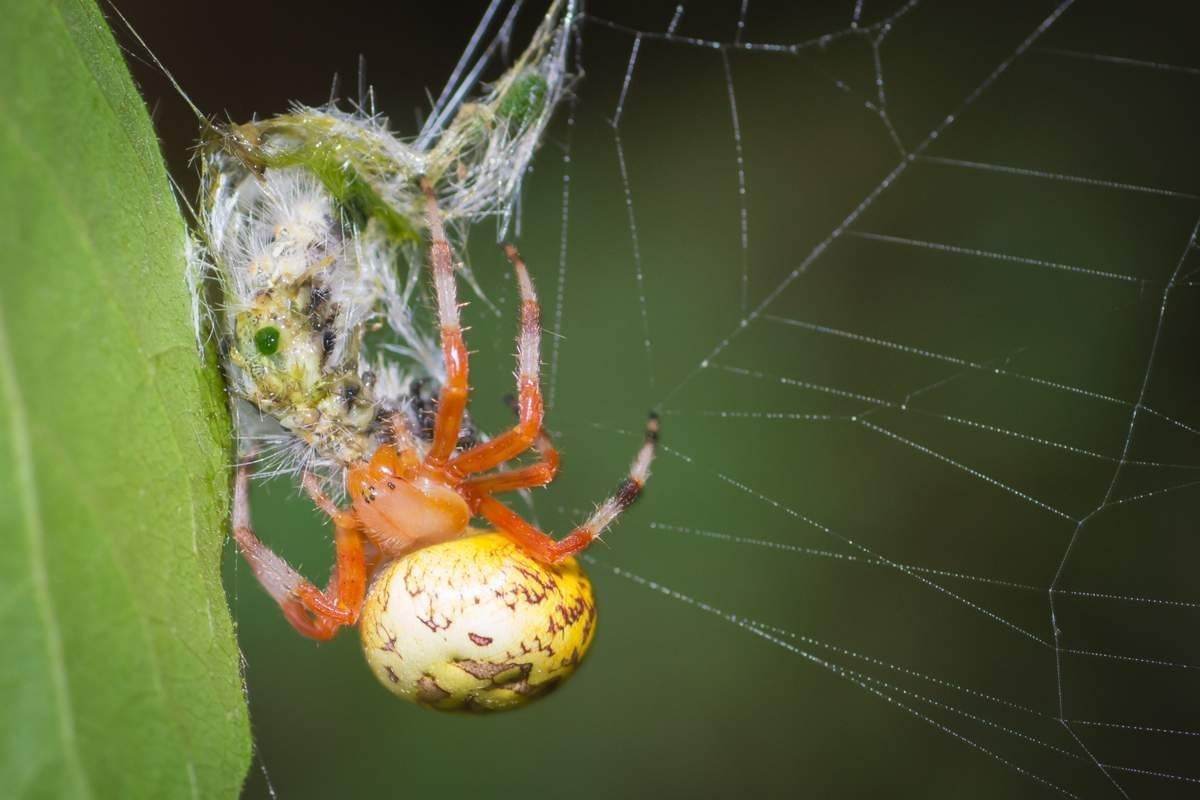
[231,459,366,640]
[462,395,560,495]
[421,179,470,465]
[450,244,544,476]
[463,413,660,564]
[297,471,368,625]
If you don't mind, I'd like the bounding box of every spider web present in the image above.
[116,0,1200,796]
[518,1,1200,797]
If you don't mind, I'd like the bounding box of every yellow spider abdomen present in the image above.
[359,532,596,712]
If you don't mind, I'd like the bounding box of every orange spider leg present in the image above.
[277,602,340,640]
[450,244,543,476]
[295,471,367,625]
[231,460,366,641]
[462,414,659,564]
[421,179,470,466]
[462,426,560,495]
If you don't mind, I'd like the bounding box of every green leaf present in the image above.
[0,1,250,797]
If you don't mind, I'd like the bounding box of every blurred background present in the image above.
[113,1,1200,797]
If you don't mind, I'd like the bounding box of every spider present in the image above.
[232,183,657,708]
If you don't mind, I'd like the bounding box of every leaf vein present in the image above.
[0,301,94,800]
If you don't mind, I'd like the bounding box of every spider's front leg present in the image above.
[449,244,544,476]
[232,459,367,641]
[421,180,470,466]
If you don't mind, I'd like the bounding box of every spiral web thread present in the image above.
[536,1,1200,796]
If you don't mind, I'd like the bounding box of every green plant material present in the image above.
[0,1,250,797]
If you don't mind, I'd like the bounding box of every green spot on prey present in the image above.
[254,326,281,355]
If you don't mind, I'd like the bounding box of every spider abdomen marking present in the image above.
[360,532,596,711]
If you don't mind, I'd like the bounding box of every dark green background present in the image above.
[115,1,1200,797]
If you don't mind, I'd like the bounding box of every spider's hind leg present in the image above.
[463,414,660,564]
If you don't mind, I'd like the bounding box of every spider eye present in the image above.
[254,326,281,356]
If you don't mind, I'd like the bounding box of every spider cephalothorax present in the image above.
[347,433,473,556]
[233,184,657,710]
